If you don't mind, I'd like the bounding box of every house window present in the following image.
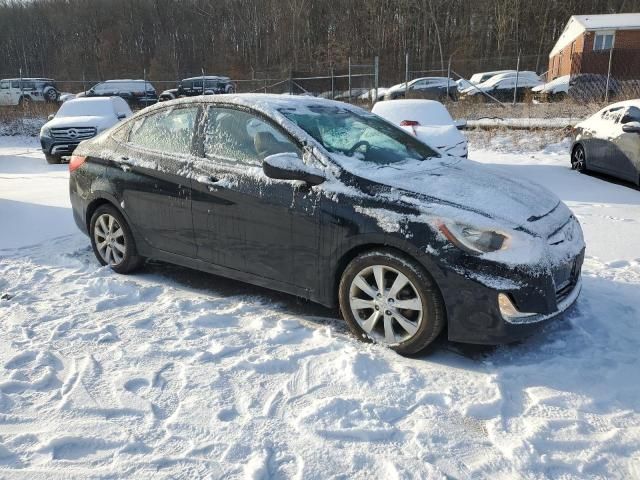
[594,32,615,51]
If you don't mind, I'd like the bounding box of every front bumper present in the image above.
[435,249,585,345]
[40,135,82,157]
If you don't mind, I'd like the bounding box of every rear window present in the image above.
[94,81,146,93]
[374,102,454,126]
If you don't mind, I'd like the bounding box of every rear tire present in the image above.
[339,249,445,355]
[43,87,59,103]
[89,204,144,274]
[45,153,62,164]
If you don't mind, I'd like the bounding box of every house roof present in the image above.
[549,13,640,58]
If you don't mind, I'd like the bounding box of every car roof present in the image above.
[598,99,640,111]
[139,93,367,123]
[101,79,148,83]
[410,76,450,82]
[183,76,230,81]
[372,99,453,125]
[1,78,53,81]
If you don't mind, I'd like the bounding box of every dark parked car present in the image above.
[69,95,585,355]
[158,76,235,101]
[79,80,158,108]
[569,74,622,102]
[385,77,458,101]
[572,100,640,185]
[532,74,621,103]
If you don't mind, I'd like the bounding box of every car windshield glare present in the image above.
[280,105,438,165]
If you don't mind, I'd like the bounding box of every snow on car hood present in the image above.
[408,124,467,156]
[44,115,118,130]
[330,153,583,268]
[336,154,561,231]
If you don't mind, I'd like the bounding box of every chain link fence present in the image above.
[2,49,639,123]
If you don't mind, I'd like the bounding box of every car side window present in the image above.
[0,81,8,89]
[602,106,623,123]
[203,107,300,166]
[128,106,199,155]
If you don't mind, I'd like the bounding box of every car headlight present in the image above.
[438,222,509,254]
[40,126,51,137]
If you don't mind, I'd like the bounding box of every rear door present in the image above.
[190,105,321,292]
[595,107,628,175]
[611,106,640,181]
[584,107,621,171]
[110,105,200,257]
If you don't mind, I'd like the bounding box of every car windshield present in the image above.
[57,100,114,117]
[280,105,438,165]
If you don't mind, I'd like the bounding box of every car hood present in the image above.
[44,115,117,130]
[339,155,562,231]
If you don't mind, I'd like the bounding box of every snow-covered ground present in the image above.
[0,133,639,479]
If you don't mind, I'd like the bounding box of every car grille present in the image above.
[50,127,97,141]
[552,260,577,293]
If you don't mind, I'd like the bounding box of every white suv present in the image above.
[40,97,132,164]
[0,78,60,105]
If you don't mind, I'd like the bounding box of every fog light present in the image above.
[498,293,536,319]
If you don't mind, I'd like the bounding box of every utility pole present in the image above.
[331,66,335,99]
[374,56,379,105]
[405,52,409,97]
[605,47,614,103]
[446,56,452,102]
[348,57,352,103]
[513,52,521,106]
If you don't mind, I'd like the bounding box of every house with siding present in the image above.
[548,13,640,80]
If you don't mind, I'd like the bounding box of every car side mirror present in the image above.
[48,114,55,121]
[622,121,640,134]
[117,112,127,120]
[262,152,325,186]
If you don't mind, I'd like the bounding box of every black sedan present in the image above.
[572,100,640,186]
[79,80,158,109]
[69,94,585,355]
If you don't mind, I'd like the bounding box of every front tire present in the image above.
[90,205,144,274]
[571,144,587,172]
[339,249,445,355]
[44,153,62,164]
[18,96,31,108]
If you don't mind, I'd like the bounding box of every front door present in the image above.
[0,81,12,105]
[109,105,200,257]
[190,105,321,292]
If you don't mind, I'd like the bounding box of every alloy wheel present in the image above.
[348,264,423,345]
[572,146,585,171]
[93,213,126,266]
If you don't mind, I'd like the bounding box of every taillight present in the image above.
[400,120,420,127]
[69,155,87,172]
